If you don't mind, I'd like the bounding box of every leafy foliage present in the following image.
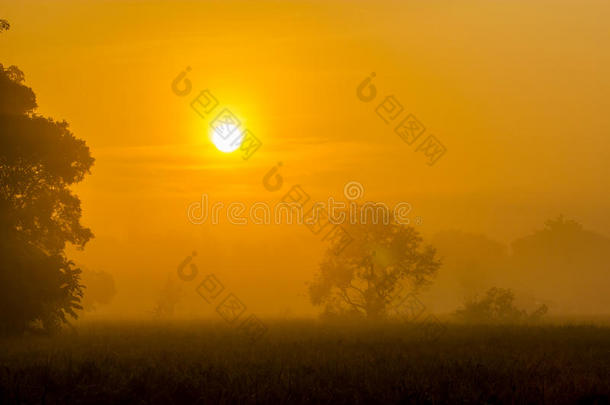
[309,212,440,319]
[0,63,94,334]
[0,19,9,33]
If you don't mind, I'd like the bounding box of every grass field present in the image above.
[1,320,609,404]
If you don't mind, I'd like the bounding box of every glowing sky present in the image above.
[2,0,609,316]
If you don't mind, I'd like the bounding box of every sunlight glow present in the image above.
[210,123,242,153]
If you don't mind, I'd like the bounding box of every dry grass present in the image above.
[1,320,609,404]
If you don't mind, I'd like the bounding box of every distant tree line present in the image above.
[310,212,607,322]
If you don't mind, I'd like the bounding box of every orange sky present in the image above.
[1,0,609,317]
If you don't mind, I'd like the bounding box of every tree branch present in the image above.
[338,287,366,312]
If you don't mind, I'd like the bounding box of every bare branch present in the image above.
[338,287,366,312]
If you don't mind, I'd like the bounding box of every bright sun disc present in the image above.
[210,123,242,153]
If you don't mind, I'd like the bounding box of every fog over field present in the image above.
[1,1,609,403]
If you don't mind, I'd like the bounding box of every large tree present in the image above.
[308,212,441,320]
[0,48,94,333]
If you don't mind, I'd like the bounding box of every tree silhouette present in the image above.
[423,230,508,311]
[152,276,182,318]
[455,287,548,323]
[309,212,440,320]
[510,215,610,313]
[0,62,94,334]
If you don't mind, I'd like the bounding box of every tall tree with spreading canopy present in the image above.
[0,24,94,334]
[308,210,441,320]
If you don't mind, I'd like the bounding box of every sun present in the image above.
[210,123,242,153]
